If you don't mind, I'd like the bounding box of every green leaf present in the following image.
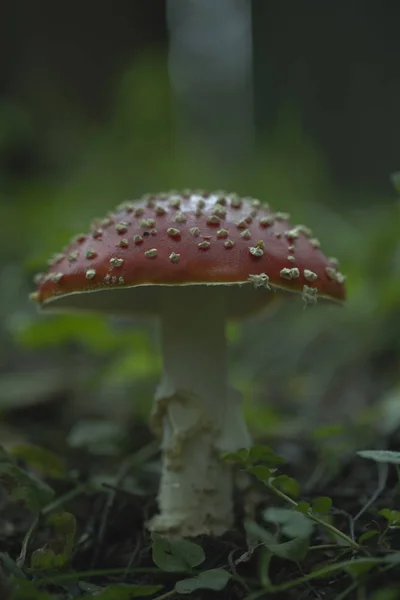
[85,584,163,598]
[358,529,380,543]
[247,445,285,467]
[267,536,309,562]
[344,560,376,578]
[263,507,313,539]
[9,444,67,479]
[379,509,400,526]
[311,496,332,515]
[247,465,271,482]
[357,450,400,464]
[221,448,252,465]
[222,445,284,468]
[244,519,276,545]
[296,501,311,514]
[151,533,205,572]
[175,569,231,594]
[31,512,76,571]
[245,520,309,562]
[271,475,300,498]
[0,447,54,513]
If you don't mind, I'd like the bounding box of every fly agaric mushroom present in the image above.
[31,190,346,537]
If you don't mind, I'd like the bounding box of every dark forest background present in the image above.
[2,3,400,597]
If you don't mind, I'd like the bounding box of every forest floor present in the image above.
[1,393,400,600]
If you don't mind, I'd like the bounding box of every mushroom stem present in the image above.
[149,285,251,537]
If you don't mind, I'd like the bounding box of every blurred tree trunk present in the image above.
[167,0,254,164]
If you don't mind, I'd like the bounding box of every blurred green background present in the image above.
[1,0,400,466]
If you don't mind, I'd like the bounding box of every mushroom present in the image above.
[31,190,346,537]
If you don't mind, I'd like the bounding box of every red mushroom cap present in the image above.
[31,190,346,315]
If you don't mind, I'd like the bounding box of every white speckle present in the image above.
[104,274,111,283]
[284,228,300,240]
[236,219,247,229]
[118,238,129,247]
[133,235,144,244]
[50,272,63,283]
[302,285,318,306]
[169,196,181,209]
[86,269,96,280]
[146,197,156,208]
[118,276,125,284]
[189,227,200,237]
[249,246,264,257]
[135,207,145,217]
[206,215,220,225]
[325,266,336,280]
[169,252,180,263]
[224,239,235,248]
[212,205,227,218]
[174,212,187,224]
[275,232,282,238]
[155,205,167,215]
[288,245,295,252]
[167,227,181,238]
[280,267,300,280]
[336,272,346,284]
[139,218,156,228]
[116,201,134,212]
[230,195,242,208]
[275,212,290,221]
[241,229,251,239]
[110,257,124,267]
[259,216,274,227]
[101,217,113,228]
[145,248,158,258]
[325,267,346,284]
[86,248,97,259]
[287,255,296,263]
[296,224,313,237]
[310,238,321,248]
[217,228,229,238]
[198,241,211,249]
[68,251,79,262]
[47,253,64,266]
[92,228,103,239]
[111,276,117,283]
[248,273,270,289]
[329,256,340,267]
[197,198,206,209]
[73,233,87,244]
[116,221,129,233]
[304,269,318,282]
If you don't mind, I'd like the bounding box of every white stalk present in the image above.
[149,285,251,537]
